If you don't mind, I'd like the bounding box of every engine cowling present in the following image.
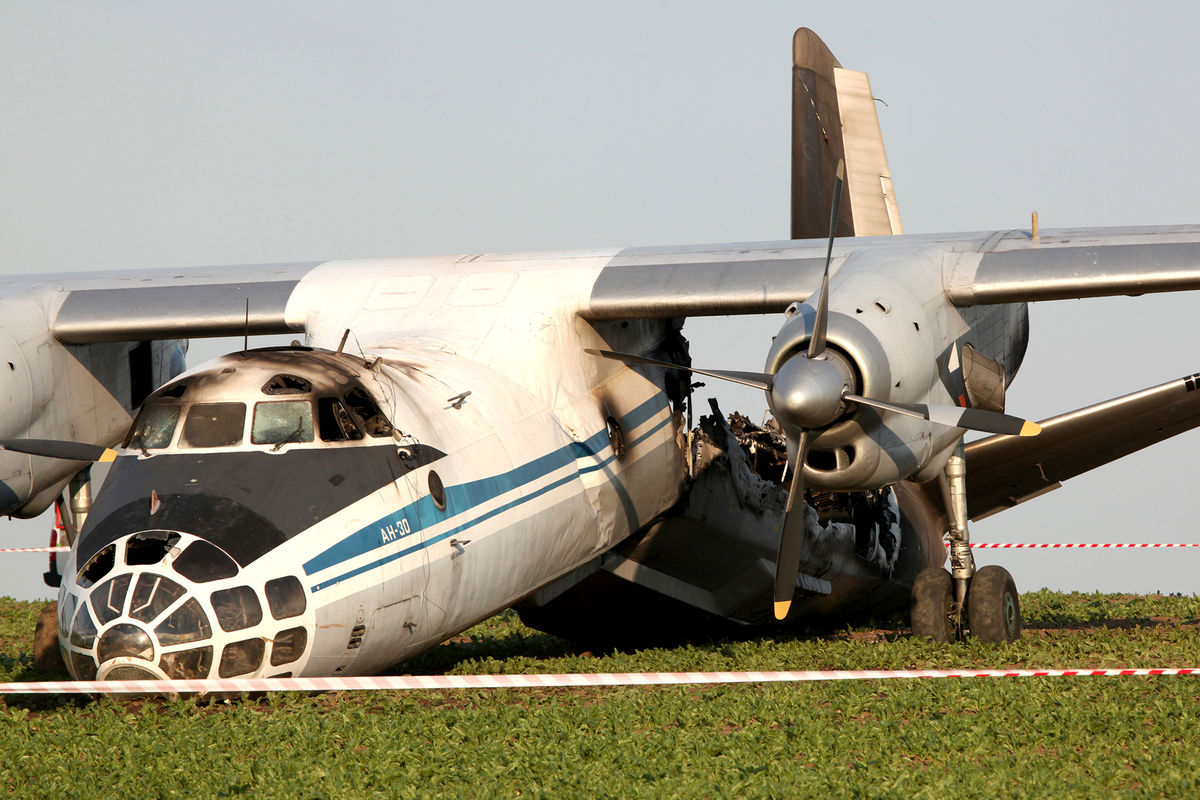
[0,291,186,517]
[764,267,946,491]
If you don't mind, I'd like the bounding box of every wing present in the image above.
[16,225,1200,344]
[965,371,1200,520]
[943,226,1200,305]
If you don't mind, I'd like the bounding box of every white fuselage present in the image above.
[59,290,684,679]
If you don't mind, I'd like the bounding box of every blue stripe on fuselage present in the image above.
[302,392,671,587]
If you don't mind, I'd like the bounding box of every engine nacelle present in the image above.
[0,290,185,517]
[764,261,956,491]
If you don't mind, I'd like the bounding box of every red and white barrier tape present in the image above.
[7,544,1199,556]
[5,543,1197,556]
[2,667,1197,695]
[0,546,68,553]
[944,542,1200,549]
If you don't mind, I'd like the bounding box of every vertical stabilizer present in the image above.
[791,29,902,239]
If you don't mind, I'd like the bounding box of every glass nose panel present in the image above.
[125,532,181,566]
[97,623,154,662]
[159,646,214,680]
[264,576,306,620]
[129,574,186,623]
[269,627,308,666]
[219,638,265,678]
[77,544,116,588]
[173,540,239,583]
[69,651,97,681]
[212,586,263,632]
[155,597,212,646]
[91,574,132,625]
[69,603,99,649]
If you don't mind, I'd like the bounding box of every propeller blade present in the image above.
[584,349,772,391]
[807,159,845,360]
[773,431,810,620]
[0,439,118,463]
[843,394,1041,437]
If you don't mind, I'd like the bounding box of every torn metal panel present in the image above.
[519,404,915,632]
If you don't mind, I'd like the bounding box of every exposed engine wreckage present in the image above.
[517,398,912,642]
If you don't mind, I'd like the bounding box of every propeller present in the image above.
[587,159,1040,621]
[0,439,117,463]
[769,158,844,620]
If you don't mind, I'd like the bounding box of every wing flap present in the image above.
[965,372,1200,520]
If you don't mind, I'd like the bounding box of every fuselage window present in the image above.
[344,387,393,437]
[252,400,315,447]
[317,397,363,441]
[180,402,247,448]
[125,403,182,450]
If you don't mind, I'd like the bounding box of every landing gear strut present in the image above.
[910,442,1022,642]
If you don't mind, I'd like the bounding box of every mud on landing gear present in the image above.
[910,564,1022,643]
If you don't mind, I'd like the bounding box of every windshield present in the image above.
[252,400,315,446]
[180,402,246,448]
[126,403,182,450]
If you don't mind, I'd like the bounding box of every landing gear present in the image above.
[910,567,959,642]
[967,565,1022,642]
[909,442,1023,642]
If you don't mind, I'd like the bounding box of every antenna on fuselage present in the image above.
[336,329,350,355]
[242,298,250,353]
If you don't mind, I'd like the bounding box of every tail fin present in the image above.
[791,28,902,239]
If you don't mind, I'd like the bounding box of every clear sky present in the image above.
[2,2,1199,602]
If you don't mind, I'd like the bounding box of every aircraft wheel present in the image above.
[911,567,957,642]
[967,565,1022,643]
[34,601,65,674]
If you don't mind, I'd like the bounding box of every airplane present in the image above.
[5,27,1200,682]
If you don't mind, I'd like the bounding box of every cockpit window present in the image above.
[344,387,393,437]
[261,374,313,396]
[318,397,364,441]
[125,403,182,450]
[181,402,246,448]
[252,400,315,447]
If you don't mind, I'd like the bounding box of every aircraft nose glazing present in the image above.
[60,531,312,681]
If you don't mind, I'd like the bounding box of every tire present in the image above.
[34,601,65,674]
[967,565,1022,643]
[911,567,956,642]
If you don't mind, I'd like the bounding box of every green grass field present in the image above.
[3,592,1199,798]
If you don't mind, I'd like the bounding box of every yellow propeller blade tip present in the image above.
[773,600,791,620]
[99,449,117,463]
[1019,421,1042,437]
